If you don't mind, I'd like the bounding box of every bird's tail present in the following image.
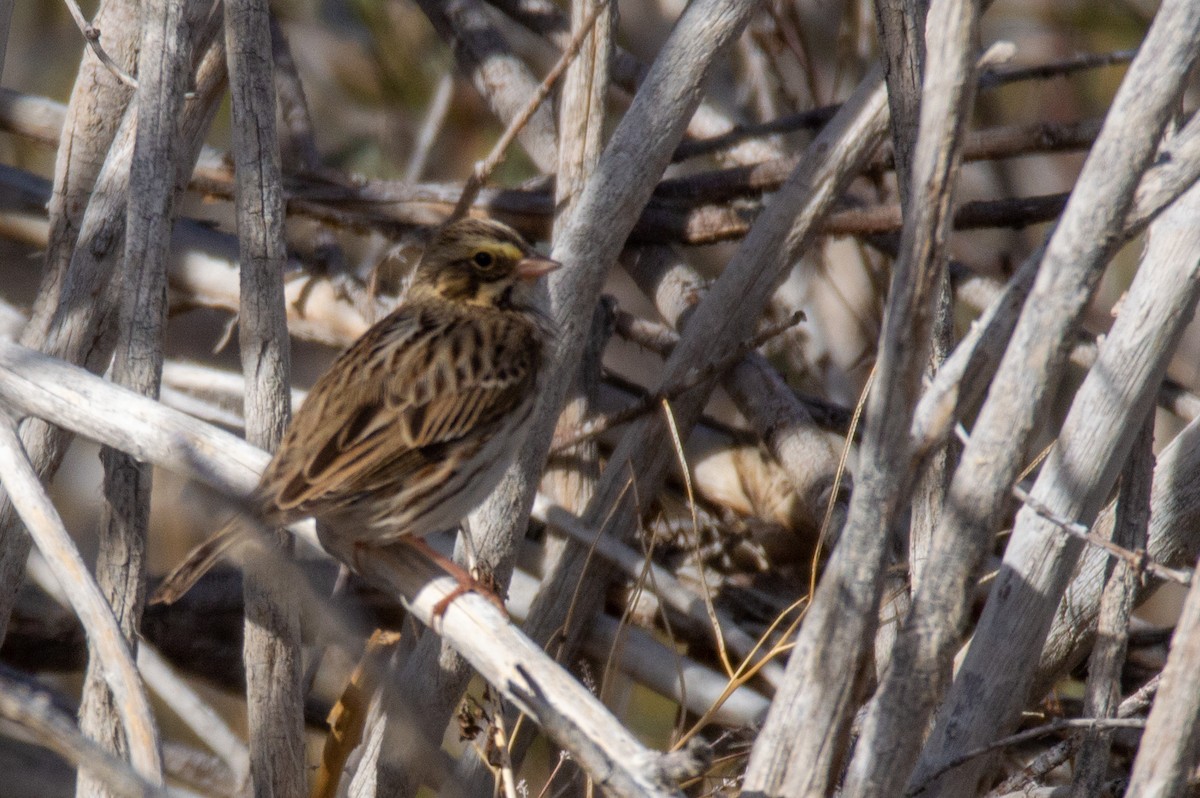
[151,522,242,605]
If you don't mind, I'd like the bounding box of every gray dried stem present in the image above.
[910,717,1148,796]
[450,0,608,220]
[485,0,779,164]
[414,0,558,173]
[136,645,252,791]
[0,0,140,650]
[874,0,955,603]
[62,0,139,89]
[1035,429,1200,703]
[268,13,350,298]
[1068,409,1153,798]
[77,1,195,795]
[0,415,161,783]
[618,247,844,540]
[756,1,981,793]
[912,3,1200,791]
[990,675,1160,796]
[0,669,167,798]
[910,104,1200,463]
[24,516,252,791]
[224,0,306,794]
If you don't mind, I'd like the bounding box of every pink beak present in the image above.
[515,254,561,282]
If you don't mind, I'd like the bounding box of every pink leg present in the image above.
[401,537,508,619]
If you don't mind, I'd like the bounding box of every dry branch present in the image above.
[0,337,687,797]
[759,4,983,793]
[913,6,1200,790]
[224,0,306,793]
[78,2,195,793]
[0,414,161,782]
[0,669,167,798]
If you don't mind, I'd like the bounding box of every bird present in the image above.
[152,217,559,605]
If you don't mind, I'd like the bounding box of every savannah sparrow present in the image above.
[153,218,558,604]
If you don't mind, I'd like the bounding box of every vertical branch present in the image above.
[268,15,321,173]
[912,4,1200,792]
[0,415,161,783]
[521,0,612,657]
[76,1,193,795]
[472,0,764,657]
[0,0,141,648]
[413,0,559,173]
[224,0,304,795]
[871,0,932,687]
[1069,408,1153,797]
[454,5,614,792]
[747,1,980,793]
[874,0,927,207]
[1125,566,1200,793]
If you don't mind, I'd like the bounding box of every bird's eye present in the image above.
[473,251,495,269]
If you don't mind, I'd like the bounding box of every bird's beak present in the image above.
[515,254,561,282]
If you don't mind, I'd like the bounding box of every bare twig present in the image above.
[414,0,558,172]
[1012,485,1189,586]
[909,718,1148,796]
[404,72,456,183]
[0,414,161,782]
[137,645,251,791]
[224,0,304,794]
[0,668,168,798]
[61,0,139,89]
[553,310,804,451]
[989,675,1160,795]
[673,48,1133,160]
[450,0,608,219]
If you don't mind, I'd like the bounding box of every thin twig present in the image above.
[61,0,139,89]
[450,0,609,220]
[674,48,1133,160]
[553,310,805,451]
[405,71,456,183]
[0,414,162,782]
[1012,485,1191,586]
[987,675,1160,795]
[0,668,168,798]
[908,718,1147,796]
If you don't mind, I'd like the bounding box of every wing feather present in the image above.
[260,305,538,520]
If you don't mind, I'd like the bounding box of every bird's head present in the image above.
[409,218,560,309]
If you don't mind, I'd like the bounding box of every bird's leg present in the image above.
[400,536,508,620]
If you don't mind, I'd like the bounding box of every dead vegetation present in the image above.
[0,0,1197,796]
